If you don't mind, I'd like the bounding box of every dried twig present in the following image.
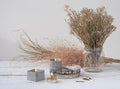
[18,31,84,66]
[18,31,54,60]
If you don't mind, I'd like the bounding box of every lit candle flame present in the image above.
[34,68,37,72]
[55,58,56,61]
[50,72,53,78]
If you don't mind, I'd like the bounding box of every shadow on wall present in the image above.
[0,37,18,60]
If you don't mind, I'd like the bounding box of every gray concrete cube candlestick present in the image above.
[27,69,45,82]
[50,58,62,72]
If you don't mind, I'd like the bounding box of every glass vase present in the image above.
[83,47,104,72]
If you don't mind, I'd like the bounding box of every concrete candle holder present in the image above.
[27,69,45,82]
[50,58,62,72]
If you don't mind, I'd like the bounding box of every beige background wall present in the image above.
[0,0,120,60]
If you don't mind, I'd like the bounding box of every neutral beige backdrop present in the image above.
[0,0,120,60]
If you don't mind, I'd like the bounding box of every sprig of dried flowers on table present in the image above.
[17,31,120,67]
[18,31,83,66]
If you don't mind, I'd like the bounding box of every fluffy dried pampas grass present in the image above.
[17,32,120,67]
[18,31,84,66]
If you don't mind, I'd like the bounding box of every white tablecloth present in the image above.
[0,61,120,89]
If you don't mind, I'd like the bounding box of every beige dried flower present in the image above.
[18,31,83,66]
[18,32,120,66]
[65,6,116,49]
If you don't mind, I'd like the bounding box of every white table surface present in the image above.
[0,60,120,89]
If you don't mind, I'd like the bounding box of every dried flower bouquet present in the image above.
[65,6,116,49]
[65,6,116,72]
[16,6,120,69]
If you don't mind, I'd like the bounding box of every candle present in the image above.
[27,69,45,82]
[50,72,54,78]
[50,58,62,72]
[34,68,37,72]
[47,72,57,83]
